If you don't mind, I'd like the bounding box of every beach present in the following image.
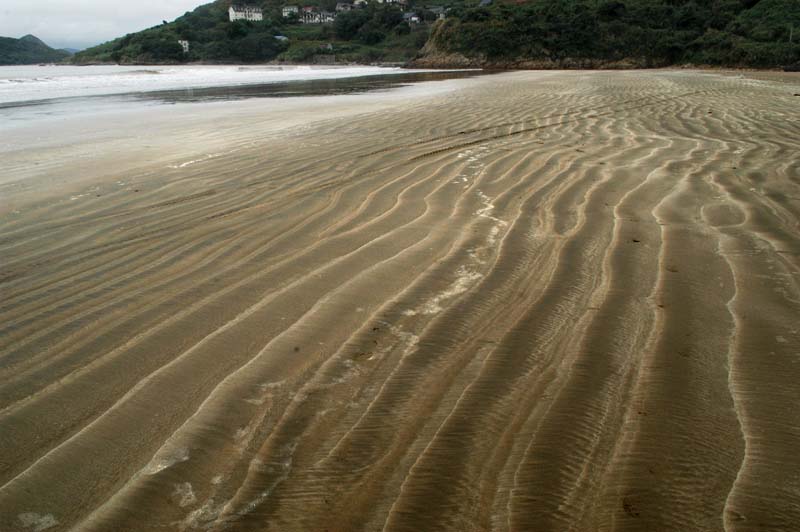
[1,69,799,531]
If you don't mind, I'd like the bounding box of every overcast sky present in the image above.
[0,0,203,50]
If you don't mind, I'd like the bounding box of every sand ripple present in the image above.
[1,70,799,531]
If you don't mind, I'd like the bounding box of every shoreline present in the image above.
[0,71,493,212]
[19,56,797,72]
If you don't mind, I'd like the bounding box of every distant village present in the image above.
[228,2,450,27]
[176,2,459,54]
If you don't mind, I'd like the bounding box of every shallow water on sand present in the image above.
[0,65,484,128]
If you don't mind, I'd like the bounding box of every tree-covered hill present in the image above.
[416,0,800,68]
[72,0,428,64]
[72,0,800,68]
[0,35,72,65]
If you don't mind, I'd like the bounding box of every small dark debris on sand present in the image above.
[622,498,641,518]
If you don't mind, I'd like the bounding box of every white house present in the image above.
[229,5,264,21]
[335,2,353,12]
[282,5,299,17]
[300,8,335,23]
[353,0,368,6]
[429,6,446,19]
[178,40,190,53]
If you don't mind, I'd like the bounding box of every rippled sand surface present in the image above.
[2,70,799,531]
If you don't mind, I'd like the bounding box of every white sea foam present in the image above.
[403,266,483,317]
[17,513,58,531]
[173,482,197,508]
[0,65,431,105]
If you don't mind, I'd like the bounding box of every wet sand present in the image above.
[1,70,799,531]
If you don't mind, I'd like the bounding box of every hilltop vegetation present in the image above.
[72,0,800,67]
[74,1,281,63]
[73,0,429,64]
[0,35,71,65]
[419,0,800,68]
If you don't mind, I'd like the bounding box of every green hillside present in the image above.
[72,0,800,67]
[0,35,72,65]
[419,0,800,68]
[73,0,429,64]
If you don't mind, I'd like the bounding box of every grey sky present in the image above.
[0,0,203,50]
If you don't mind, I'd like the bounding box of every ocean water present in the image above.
[0,65,432,105]
[0,65,483,131]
